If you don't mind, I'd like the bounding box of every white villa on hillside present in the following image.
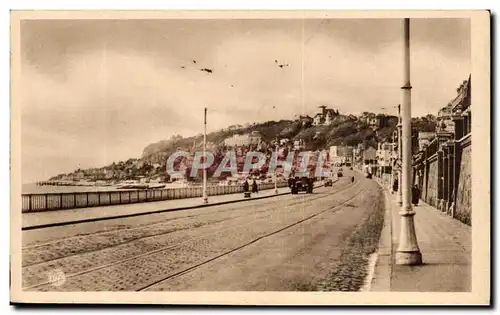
[224,131,262,147]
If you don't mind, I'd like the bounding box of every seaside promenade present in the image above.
[22,185,298,230]
[369,174,472,293]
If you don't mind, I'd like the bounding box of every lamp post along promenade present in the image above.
[396,18,422,265]
[397,104,403,206]
[203,107,208,204]
[274,138,279,194]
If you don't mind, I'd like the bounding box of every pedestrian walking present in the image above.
[392,177,398,194]
[448,190,455,215]
[411,184,420,206]
[252,179,258,193]
[243,180,249,192]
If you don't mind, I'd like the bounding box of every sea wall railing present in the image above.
[21,182,290,213]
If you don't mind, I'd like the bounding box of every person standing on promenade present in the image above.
[252,179,258,193]
[412,184,421,206]
[392,177,398,194]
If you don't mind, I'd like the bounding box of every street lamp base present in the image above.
[203,197,209,204]
[396,211,423,265]
[395,251,422,265]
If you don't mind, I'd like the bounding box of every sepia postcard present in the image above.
[10,10,490,305]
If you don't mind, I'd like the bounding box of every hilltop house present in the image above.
[359,112,378,126]
[313,113,323,126]
[224,131,261,147]
[312,105,340,126]
[297,115,313,127]
[368,117,380,127]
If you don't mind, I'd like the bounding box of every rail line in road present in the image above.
[23,180,365,291]
[23,185,355,269]
[137,188,365,291]
[22,180,360,274]
[22,178,354,252]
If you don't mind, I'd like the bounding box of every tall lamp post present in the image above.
[203,107,208,204]
[274,137,279,194]
[396,18,422,265]
[397,104,403,206]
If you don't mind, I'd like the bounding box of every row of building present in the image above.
[411,75,472,225]
[328,142,394,169]
[295,106,384,128]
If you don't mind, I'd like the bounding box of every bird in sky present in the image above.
[200,68,213,73]
[181,66,186,69]
[192,60,197,64]
[274,60,289,68]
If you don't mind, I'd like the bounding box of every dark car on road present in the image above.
[324,178,333,187]
[337,171,343,178]
[289,176,314,194]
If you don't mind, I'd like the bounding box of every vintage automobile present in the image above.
[364,165,373,179]
[289,176,314,194]
[337,171,343,178]
[324,178,333,187]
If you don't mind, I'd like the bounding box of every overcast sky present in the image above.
[20,18,470,183]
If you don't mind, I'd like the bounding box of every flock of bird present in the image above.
[179,59,290,89]
[180,59,289,74]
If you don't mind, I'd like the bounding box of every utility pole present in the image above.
[397,104,403,206]
[396,18,422,265]
[203,107,208,204]
[274,137,279,194]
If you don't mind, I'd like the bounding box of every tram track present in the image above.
[24,183,365,291]
[138,188,365,291]
[23,178,348,250]
[22,181,359,269]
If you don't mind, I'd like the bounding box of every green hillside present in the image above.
[49,112,436,182]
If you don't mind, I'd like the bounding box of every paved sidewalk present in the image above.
[22,186,293,229]
[371,177,471,292]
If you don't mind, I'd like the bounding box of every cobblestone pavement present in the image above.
[23,171,384,291]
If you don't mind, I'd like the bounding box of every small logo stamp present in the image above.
[47,269,66,287]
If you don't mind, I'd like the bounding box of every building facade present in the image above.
[412,75,471,225]
[362,147,377,165]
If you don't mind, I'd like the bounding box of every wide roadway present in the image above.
[22,169,384,291]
